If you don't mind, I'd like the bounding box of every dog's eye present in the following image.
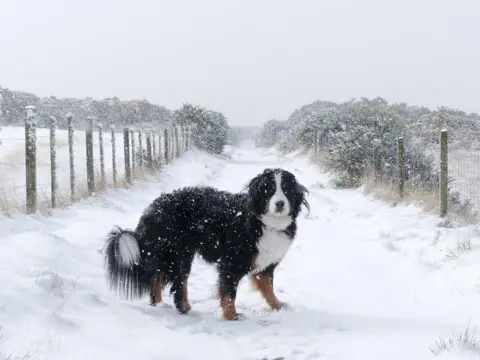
[259,180,275,194]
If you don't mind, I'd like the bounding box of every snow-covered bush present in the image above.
[174,103,230,155]
[256,119,287,148]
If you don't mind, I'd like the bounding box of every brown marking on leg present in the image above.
[251,273,283,310]
[150,272,164,305]
[220,295,238,320]
[182,279,191,312]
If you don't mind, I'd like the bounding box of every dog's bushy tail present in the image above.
[104,226,150,299]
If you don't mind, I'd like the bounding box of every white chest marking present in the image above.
[254,229,292,273]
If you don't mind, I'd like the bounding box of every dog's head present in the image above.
[247,168,309,230]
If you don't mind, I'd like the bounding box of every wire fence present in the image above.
[0,106,193,215]
[313,129,479,223]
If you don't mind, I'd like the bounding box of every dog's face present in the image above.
[248,168,309,230]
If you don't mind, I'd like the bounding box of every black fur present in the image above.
[103,168,309,317]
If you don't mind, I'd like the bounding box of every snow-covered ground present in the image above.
[1,143,480,359]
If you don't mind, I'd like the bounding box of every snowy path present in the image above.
[2,145,480,360]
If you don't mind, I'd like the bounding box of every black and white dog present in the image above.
[104,168,309,320]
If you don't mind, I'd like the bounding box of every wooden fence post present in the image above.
[440,129,448,217]
[49,116,57,208]
[146,132,153,169]
[130,129,136,178]
[111,125,117,187]
[158,133,162,162]
[98,124,105,187]
[175,126,180,158]
[67,113,75,201]
[397,137,405,199]
[124,128,132,184]
[138,130,143,168]
[164,128,170,164]
[152,131,156,162]
[85,117,95,194]
[25,105,37,214]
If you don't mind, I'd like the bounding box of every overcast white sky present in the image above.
[0,0,479,125]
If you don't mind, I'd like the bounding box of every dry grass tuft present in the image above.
[430,324,480,356]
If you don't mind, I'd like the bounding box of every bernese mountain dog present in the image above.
[104,168,309,320]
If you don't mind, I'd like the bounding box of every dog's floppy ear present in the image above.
[246,172,263,196]
[297,182,310,215]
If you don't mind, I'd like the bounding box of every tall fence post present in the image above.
[152,131,157,162]
[49,116,57,208]
[180,126,184,154]
[130,129,136,178]
[67,113,75,202]
[124,128,132,184]
[397,137,405,199]
[146,132,153,169]
[85,117,95,194]
[25,105,37,214]
[175,126,180,158]
[439,129,448,217]
[111,125,117,187]
[138,130,143,168]
[98,124,105,187]
[164,128,170,164]
[158,133,162,162]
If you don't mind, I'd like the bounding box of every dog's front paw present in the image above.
[273,301,289,311]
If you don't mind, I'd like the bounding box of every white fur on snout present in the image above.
[262,172,292,230]
[268,173,290,216]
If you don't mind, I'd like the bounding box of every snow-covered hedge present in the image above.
[174,103,230,155]
[257,97,480,218]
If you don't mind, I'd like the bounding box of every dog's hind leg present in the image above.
[171,252,195,314]
[149,272,164,306]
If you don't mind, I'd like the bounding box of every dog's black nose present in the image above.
[275,200,285,212]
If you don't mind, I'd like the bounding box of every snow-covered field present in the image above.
[1,143,480,359]
[0,125,165,209]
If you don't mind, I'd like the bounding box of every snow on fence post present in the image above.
[111,125,117,187]
[98,124,105,188]
[138,130,143,168]
[397,137,405,199]
[123,128,132,184]
[164,128,170,164]
[66,113,75,201]
[146,132,153,170]
[25,105,37,214]
[49,116,57,208]
[130,129,136,178]
[85,117,95,194]
[439,129,448,217]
